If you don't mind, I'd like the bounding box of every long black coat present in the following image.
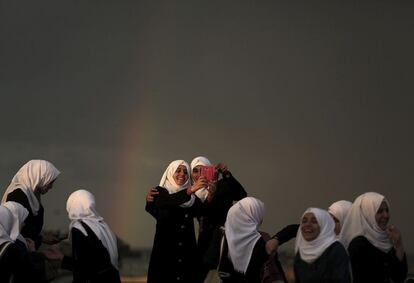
[61,223,121,283]
[146,186,203,283]
[348,235,407,283]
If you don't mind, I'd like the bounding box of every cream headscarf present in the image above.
[0,206,14,246]
[2,201,29,247]
[225,197,264,274]
[159,160,194,207]
[67,189,119,269]
[339,192,392,252]
[1,160,60,216]
[190,156,212,202]
[328,200,352,234]
[295,207,338,263]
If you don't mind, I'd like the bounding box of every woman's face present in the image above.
[37,179,56,195]
[375,200,390,230]
[301,212,321,241]
[191,165,202,182]
[173,165,189,186]
[329,213,341,235]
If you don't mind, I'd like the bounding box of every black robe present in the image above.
[146,186,203,283]
[0,241,22,283]
[220,237,287,283]
[61,222,120,283]
[348,235,407,283]
[6,189,44,249]
[293,241,351,283]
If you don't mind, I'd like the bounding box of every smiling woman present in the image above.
[145,160,206,283]
[294,207,351,283]
[340,192,408,283]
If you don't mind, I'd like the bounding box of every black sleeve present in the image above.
[389,250,408,283]
[220,171,247,201]
[145,200,158,218]
[272,224,300,246]
[153,186,192,207]
[6,189,31,211]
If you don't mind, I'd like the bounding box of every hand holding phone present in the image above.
[200,166,218,183]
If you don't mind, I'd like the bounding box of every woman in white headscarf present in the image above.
[339,192,407,283]
[221,197,288,283]
[0,205,23,282]
[1,160,60,249]
[147,160,207,283]
[190,156,249,281]
[294,207,351,283]
[59,189,120,283]
[328,200,352,236]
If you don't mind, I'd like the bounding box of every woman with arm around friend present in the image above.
[339,192,408,283]
[294,207,351,283]
[147,160,207,283]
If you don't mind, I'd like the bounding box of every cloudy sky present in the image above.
[1,1,413,253]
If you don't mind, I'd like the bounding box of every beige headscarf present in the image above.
[1,160,60,215]
[225,197,264,274]
[67,189,119,269]
[328,200,352,235]
[190,156,212,202]
[0,206,14,246]
[159,160,194,207]
[295,207,338,263]
[339,192,392,252]
[2,201,29,247]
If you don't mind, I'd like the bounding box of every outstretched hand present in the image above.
[146,187,159,202]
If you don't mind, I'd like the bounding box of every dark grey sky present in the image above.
[1,1,413,253]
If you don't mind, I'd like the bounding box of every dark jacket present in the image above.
[294,241,351,283]
[348,235,407,283]
[61,223,120,283]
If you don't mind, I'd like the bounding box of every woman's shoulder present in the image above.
[325,241,348,257]
[349,235,371,248]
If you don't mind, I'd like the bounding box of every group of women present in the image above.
[0,159,121,283]
[146,158,409,283]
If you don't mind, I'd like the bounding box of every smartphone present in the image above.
[200,166,218,183]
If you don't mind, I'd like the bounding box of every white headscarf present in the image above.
[339,192,392,252]
[225,197,264,274]
[67,189,119,269]
[295,207,338,263]
[1,160,60,216]
[159,160,194,207]
[190,156,212,202]
[0,206,14,246]
[328,200,352,233]
[2,201,29,247]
